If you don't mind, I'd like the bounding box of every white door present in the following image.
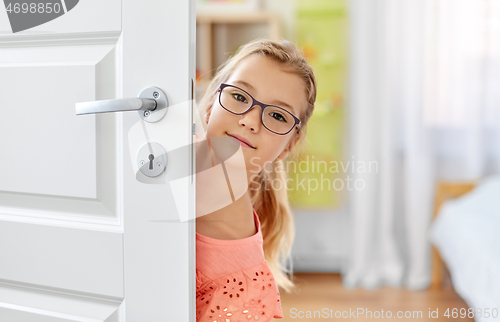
[0,0,195,321]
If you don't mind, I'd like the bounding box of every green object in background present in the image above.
[287,0,347,209]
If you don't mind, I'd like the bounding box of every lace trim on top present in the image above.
[196,262,283,321]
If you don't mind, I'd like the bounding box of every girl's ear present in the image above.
[277,134,301,160]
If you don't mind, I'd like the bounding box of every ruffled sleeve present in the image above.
[196,262,283,321]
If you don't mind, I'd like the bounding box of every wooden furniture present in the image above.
[196,12,281,97]
[430,181,478,289]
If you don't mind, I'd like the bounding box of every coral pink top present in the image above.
[196,209,283,321]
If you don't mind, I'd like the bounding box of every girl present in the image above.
[196,38,317,321]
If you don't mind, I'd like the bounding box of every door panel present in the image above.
[0,0,195,320]
[0,45,114,198]
[0,221,123,297]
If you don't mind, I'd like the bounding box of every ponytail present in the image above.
[249,158,297,293]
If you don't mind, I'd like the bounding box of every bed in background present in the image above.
[428,175,500,322]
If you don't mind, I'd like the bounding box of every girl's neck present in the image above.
[197,190,253,223]
[196,191,256,240]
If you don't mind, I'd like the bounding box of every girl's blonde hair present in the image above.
[198,38,317,293]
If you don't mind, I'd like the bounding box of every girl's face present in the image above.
[206,54,307,178]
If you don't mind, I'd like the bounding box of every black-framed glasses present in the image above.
[217,83,301,135]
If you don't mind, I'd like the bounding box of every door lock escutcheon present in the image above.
[75,86,168,123]
[136,142,167,177]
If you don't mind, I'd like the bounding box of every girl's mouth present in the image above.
[226,133,256,149]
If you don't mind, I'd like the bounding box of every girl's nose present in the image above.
[238,105,262,132]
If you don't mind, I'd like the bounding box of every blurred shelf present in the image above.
[197,11,280,24]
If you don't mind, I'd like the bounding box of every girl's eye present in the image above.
[269,112,287,122]
[231,93,248,103]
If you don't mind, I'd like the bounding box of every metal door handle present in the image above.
[76,97,156,114]
[75,86,168,122]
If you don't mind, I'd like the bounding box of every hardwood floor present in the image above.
[277,273,472,321]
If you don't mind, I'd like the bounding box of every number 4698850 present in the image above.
[6,3,62,14]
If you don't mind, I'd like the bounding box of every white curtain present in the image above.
[343,0,500,290]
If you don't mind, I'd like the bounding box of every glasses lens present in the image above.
[263,105,294,134]
[220,86,252,114]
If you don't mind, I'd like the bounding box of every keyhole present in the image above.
[148,154,154,170]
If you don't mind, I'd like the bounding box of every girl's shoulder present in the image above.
[196,209,266,281]
[196,210,283,320]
